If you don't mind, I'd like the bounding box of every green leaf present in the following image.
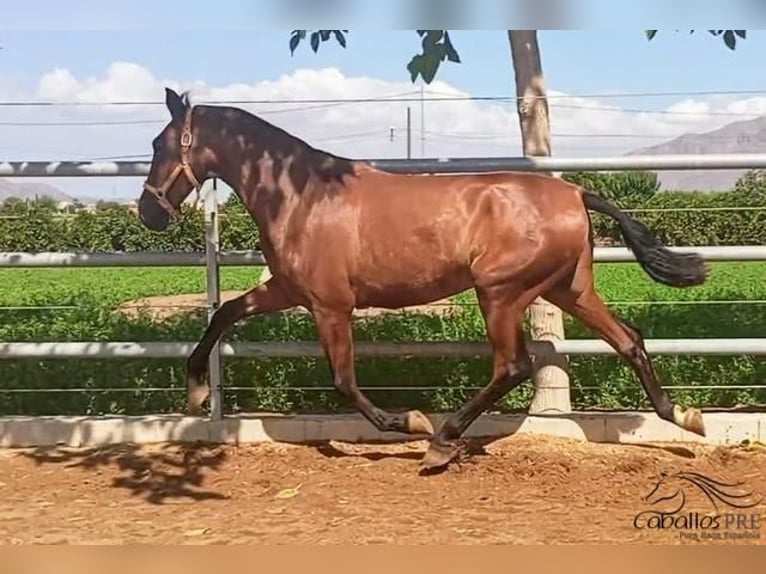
[289,30,306,55]
[735,30,747,39]
[310,32,320,52]
[406,54,423,83]
[645,30,658,40]
[723,29,737,50]
[429,42,447,62]
[319,30,330,41]
[406,52,442,84]
[422,30,443,47]
[333,30,347,47]
[444,32,461,63]
[419,52,441,84]
[289,35,300,55]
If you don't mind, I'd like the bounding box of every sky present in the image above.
[2,21,766,200]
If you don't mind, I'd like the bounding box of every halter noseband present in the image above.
[142,107,202,219]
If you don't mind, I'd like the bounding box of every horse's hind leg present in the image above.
[545,273,705,437]
[421,285,534,470]
[312,306,434,437]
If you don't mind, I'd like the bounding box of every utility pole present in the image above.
[406,106,412,159]
[420,84,425,156]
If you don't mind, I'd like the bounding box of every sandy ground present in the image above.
[1,433,764,545]
[116,291,459,320]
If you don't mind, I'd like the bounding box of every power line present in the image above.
[550,103,764,117]
[4,87,766,108]
[0,119,164,127]
[1,104,764,129]
[86,129,399,160]
[0,90,425,108]
[423,129,766,141]
[56,129,766,160]
[425,87,766,101]
[0,95,508,107]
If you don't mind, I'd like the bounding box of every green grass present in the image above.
[0,261,764,417]
[0,261,761,308]
[0,266,268,307]
[453,260,766,304]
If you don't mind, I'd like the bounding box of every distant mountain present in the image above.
[0,179,74,202]
[0,179,109,204]
[625,116,766,191]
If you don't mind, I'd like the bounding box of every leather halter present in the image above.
[142,107,202,218]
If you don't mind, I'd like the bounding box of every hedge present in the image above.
[2,178,766,252]
[0,261,764,417]
[590,190,766,247]
[1,297,764,417]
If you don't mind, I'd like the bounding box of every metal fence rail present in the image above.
[4,152,766,177]
[2,152,766,420]
[0,245,763,268]
[1,339,766,358]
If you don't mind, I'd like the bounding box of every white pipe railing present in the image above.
[0,245,763,268]
[1,339,766,358]
[0,251,224,268]
[4,153,766,177]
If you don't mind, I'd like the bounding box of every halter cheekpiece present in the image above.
[142,106,202,218]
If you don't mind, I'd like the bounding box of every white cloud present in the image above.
[0,61,764,200]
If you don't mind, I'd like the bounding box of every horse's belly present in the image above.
[353,266,472,309]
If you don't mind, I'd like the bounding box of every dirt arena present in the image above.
[1,433,764,545]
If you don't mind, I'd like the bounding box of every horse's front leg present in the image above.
[312,306,434,437]
[186,277,295,413]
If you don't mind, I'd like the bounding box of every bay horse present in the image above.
[138,88,709,470]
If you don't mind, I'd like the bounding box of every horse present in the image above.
[137,87,709,471]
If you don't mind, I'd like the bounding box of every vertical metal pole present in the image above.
[420,84,425,157]
[204,178,223,421]
[406,106,412,159]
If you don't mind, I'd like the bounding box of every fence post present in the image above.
[204,178,223,421]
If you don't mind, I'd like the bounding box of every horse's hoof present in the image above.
[673,405,706,437]
[406,410,434,436]
[420,441,459,471]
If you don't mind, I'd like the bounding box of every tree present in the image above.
[290,30,752,84]
[290,29,572,413]
[505,31,570,414]
[645,30,748,50]
[289,30,460,84]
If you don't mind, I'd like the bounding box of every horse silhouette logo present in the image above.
[643,471,763,515]
[633,470,763,536]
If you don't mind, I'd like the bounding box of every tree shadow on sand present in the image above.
[309,436,494,468]
[20,442,229,505]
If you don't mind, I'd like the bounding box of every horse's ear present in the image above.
[165,87,186,122]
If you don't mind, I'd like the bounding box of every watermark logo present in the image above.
[633,470,763,542]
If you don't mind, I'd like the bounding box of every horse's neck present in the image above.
[205,111,320,264]
[221,151,305,263]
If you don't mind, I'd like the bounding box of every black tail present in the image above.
[582,191,709,287]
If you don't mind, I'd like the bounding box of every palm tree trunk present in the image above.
[507,30,571,414]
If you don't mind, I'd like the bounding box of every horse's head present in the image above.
[138,87,210,231]
[643,471,688,514]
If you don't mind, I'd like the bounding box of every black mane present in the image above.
[188,96,357,191]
